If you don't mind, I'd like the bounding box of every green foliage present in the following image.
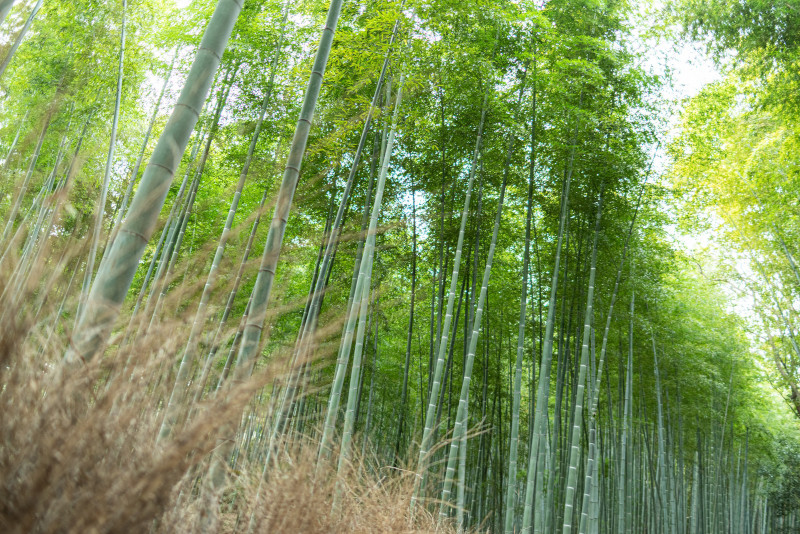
[1,0,797,529]
[761,435,800,527]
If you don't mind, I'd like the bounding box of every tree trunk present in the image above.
[0,0,43,80]
[66,0,244,363]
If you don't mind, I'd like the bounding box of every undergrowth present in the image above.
[0,255,455,533]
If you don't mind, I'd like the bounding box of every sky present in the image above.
[621,5,771,335]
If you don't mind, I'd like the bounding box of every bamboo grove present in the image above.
[0,0,798,532]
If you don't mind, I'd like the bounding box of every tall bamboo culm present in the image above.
[66,0,245,363]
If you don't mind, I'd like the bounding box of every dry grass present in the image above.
[0,253,458,533]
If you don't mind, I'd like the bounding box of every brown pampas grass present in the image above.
[0,250,456,534]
